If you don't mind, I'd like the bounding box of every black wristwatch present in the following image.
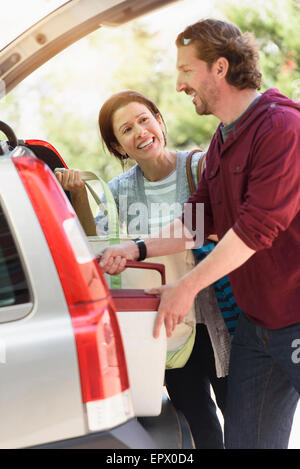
[132,238,147,261]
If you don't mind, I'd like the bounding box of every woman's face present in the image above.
[111,101,165,164]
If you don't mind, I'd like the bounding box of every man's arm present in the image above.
[99,217,255,338]
[99,217,194,273]
[149,227,255,338]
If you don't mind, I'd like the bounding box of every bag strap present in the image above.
[186,150,206,194]
[80,170,120,240]
[79,170,122,289]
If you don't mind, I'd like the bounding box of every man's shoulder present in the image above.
[259,88,300,129]
[269,103,300,130]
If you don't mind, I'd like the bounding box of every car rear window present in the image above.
[0,203,30,307]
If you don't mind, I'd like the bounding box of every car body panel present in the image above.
[32,394,193,449]
[14,139,168,420]
[0,0,195,448]
[0,145,194,449]
[0,156,86,448]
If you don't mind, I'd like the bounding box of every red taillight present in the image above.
[71,302,128,402]
[13,150,133,429]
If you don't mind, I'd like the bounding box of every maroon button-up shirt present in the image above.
[184,89,300,328]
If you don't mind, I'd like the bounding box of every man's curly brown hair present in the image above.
[176,19,262,90]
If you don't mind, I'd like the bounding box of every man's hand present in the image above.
[98,241,139,275]
[146,227,256,339]
[146,279,195,339]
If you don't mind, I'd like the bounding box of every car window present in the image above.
[0,203,30,307]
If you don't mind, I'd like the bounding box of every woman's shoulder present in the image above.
[175,148,206,189]
[176,148,205,163]
[176,148,206,174]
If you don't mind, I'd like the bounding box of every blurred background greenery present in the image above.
[1,0,299,182]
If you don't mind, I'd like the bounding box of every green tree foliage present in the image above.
[220,0,300,100]
[38,84,121,181]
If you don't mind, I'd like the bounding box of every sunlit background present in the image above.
[0,0,223,180]
[1,0,299,179]
[1,0,300,448]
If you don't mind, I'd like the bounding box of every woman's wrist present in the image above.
[128,240,141,261]
[70,185,88,202]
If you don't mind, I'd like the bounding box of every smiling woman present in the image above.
[100,91,174,181]
[99,91,168,163]
[55,90,181,235]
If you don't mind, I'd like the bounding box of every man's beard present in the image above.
[194,94,211,116]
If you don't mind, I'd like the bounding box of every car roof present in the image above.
[0,0,179,95]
